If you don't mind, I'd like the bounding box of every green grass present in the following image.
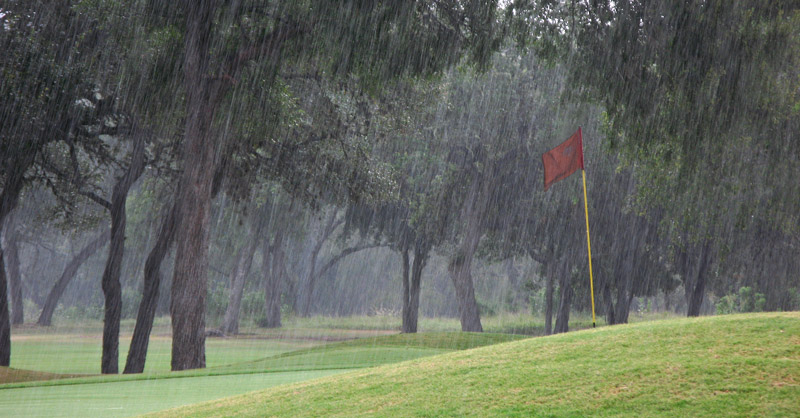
[1,327,522,417]
[9,332,313,375]
[280,311,677,335]
[146,312,800,417]
[8,312,546,376]
[0,369,347,418]
[217,332,526,374]
[7,316,401,375]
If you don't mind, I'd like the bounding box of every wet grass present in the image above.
[217,332,526,374]
[8,331,313,375]
[4,312,672,377]
[1,325,524,417]
[145,312,800,418]
[0,369,346,418]
[280,311,679,335]
[1,332,522,389]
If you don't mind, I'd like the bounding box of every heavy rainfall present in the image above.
[0,1,798,417]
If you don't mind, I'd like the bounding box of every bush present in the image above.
[715,286,766,315]
[56,302,103,321]
[206,284,229,323]
[240,290,266,319]
[715,294,737,315]
[477,299,497,316]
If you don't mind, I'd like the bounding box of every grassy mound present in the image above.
[149,312,800,417]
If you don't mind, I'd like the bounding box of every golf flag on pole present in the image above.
[542,128,583,190]
[542,127,597,327]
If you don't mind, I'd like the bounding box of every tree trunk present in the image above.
[400,244,411,332]
[402,242,428,334]
[614,286,634,324]
[170,0,224,371]
[0,251,9,366]
[101,132,146,374]
[3,229,23,325]
[686,240,712,317]
[220,235,260,335]
[263,227,285,328]
[613,274,632,324]
[38,229,111,326]
[448,253,482,332]
[124,204,177,374]
[448,172,488,333]
[404,245,427,333]
[504,258,521,310]
[603,283,616,325]
[544,262,555,335]
[300,210,340,316]
[0,148,38,365]
[101,204,124,374]
[611,217,647,325]
[554,263,572,334]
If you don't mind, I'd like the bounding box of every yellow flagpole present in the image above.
[581,169,597,328]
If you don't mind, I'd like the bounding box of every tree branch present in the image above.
[316,243,384,279]
[221,18,305,82]
[79,190,113,211]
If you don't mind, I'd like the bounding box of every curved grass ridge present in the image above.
[147,312,800,417]
[0,332,521,390]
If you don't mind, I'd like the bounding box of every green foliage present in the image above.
[476,299,497,316]
[54,302,103,322]
[240,290,266,320]
[716,286,766,315]
[522,274,544,314]
[206,284,230,325]
[786,288,800,311]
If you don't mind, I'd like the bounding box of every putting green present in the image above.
[3,330,522,416]
[0,369,346,417]
[9,334,313,374]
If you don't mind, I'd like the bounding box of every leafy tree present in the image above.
[511,0,800,316]
[0,0,130,365]
[138,0,506,370]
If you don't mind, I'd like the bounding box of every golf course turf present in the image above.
[2,313,798,417]
[147,312,799,417]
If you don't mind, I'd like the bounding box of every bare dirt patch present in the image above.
[0,367,85,385]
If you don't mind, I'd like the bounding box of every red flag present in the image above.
[542,128,584,190]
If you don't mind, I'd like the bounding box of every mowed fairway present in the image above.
[0,326,523,417]
[0,369,345,418]
[148,313,800,418]
[7,323,326,375]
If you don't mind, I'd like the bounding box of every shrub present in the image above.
[206,284,229,323]
[716,286,767,315]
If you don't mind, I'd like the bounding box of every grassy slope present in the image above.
[149,312,800,418]
[0,332,521,417]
